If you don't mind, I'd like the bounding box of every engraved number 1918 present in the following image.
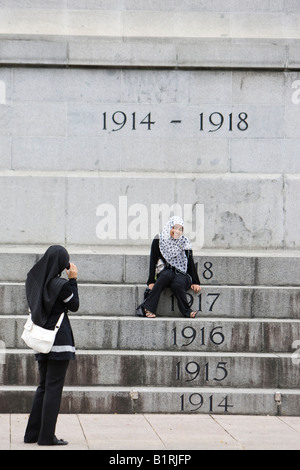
[199,112,248,132]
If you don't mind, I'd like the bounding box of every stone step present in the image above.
[2,316,300,353]
[1,282,300,319]
[1,350,299,390]
[0,385,299,415]
[0,246,300,286]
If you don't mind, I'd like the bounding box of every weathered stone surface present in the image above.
[1,350,299,389]
[0,65,299,249]
[2,385,300,416]
[1,249,300,286]
[2,314,300,353]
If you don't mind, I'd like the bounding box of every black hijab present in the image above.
[25,245,70,327]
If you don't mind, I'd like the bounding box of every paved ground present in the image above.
[1,414,300,451]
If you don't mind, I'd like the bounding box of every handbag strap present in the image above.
[55,313,65,330]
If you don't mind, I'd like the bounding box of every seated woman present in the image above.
[139,216,201,318]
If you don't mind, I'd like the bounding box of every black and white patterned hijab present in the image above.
[159,216,192,273]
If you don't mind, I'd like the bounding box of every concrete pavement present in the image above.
[1,414,300,451]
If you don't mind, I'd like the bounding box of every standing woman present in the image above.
[139,216,201,318]
[24,245,79,446]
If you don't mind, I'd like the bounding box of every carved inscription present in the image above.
[102,111,249,133]
[174,259,234,413]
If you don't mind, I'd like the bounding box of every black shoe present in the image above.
[38,436,68,446]
[24,437,37,443]
[53,436,68,446]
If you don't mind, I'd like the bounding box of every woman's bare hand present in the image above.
[191,284,201,293]
[66,262,78,279]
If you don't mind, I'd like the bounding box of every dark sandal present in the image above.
[190,311,199,318]
[144,309,156,318]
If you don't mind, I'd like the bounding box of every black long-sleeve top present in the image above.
[35,278,79,361]
[147,237,200,286]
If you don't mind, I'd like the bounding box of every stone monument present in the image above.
[0,1,300,416]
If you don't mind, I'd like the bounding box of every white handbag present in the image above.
[155,258,165,276]
[21,312,64,354]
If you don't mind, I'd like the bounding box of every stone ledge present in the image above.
[0,35,299,69]
[0,8,299,68]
